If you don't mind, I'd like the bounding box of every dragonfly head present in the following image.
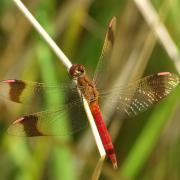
[69,64,85,79]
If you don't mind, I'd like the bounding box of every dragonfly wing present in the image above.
[93,17,116,89]
[7,102,87,136]
[99,72,179,118]
[0,79,75,104]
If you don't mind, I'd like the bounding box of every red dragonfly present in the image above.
[0,17,179,169]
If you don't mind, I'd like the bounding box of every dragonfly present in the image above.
[0,17,179,169]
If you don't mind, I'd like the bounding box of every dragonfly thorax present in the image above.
[69,64,99,104]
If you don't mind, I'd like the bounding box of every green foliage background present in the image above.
[0,0,180,179]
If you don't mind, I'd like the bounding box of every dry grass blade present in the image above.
[134,0,180,73]
[91,155,105,180]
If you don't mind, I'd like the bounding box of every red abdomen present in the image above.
[89,101,117,168]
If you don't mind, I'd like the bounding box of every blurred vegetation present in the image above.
[0,0,180,180]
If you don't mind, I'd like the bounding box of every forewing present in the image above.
[99,72,179,118]
[7,102,87,136]
[93,17,116,88]
[0,79,75,104]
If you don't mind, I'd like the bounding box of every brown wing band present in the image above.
[17,115,43,136]
[8,80,26,103]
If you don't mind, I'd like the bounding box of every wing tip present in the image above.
[2,79,16,83]
[109,16,116,28]
[158,72,179,84]
[107,17,117,46]
[13,117,25,124]
[158,72,171,76]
